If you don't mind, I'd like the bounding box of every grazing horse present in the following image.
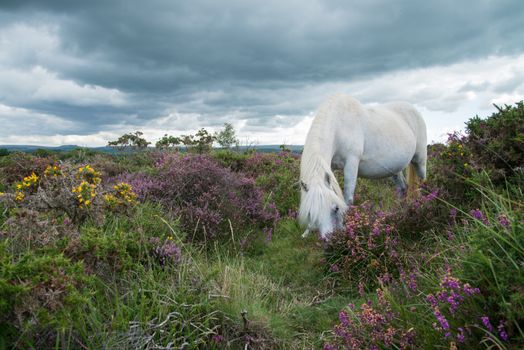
[299,94,427,239]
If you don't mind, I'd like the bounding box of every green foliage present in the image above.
[243,152,301,216]
[212,149,249,171]
[456,183,524,340]
[215,122,239,149]
[465,102,524,184]
[155,134,182,150]
[108,131,151,150]
[0,245,95,347]
[429,101,524,205]
[0,148,9,157]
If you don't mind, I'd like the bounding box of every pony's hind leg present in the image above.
[392,171,407,197]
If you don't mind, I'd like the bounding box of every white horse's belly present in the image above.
[358,157,410,178]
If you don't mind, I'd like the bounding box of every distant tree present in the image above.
[279,144,291,153]
[215,123,239,149]
[155,134,182,150]
[108,131,150,151]
[33,148,55,157]
[0,148,10,157]
[194,128,215,154]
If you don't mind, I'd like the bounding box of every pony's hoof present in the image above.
[302,229,310,238]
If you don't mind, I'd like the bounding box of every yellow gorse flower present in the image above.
[14,172,39,198]
[72,181,97,208]
[44,165,62,177]
[77,165,101,185]
[15,191,25,202]
[104,182,137,208]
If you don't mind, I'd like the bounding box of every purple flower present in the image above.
[470,209,489,225]
[339,310,351,327]
[408,272,417,291]
[426,294,438,308]
[434,309,450,331]
[212,334,224,343]
[330,264,340,272]
[498,321,508,341]
[358,282,365,297]
[481,316,493,333]
[457,327,465,343]
[498,215,510,228]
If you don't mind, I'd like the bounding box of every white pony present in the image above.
[299,94,427,239]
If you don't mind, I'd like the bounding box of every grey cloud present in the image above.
[0,0,523,141]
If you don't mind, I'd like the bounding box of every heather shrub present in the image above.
[243,151,300,216]
[0,209,79,256]
[323,288,416,349]
[212,149,249,172]
[0,246,94,346]
[0,152,55,187]
[465,102,524,185]
[123,153,279,243]
[324,260,511,349]
[326,202,404,292]
[428,102,524,204]
[388,186,450,238]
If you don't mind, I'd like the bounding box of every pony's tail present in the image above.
[406,163,420,199]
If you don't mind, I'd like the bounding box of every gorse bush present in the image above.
[0,164,137,225]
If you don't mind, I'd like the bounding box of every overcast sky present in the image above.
[1,0,523,146]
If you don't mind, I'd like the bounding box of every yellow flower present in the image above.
[44,165,62,177]
[72,181,97,208]
[15,191,25,202]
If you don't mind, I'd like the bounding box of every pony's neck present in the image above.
[301,121,337,185]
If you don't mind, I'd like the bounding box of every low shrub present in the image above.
[326,202,404,292]
[243,151,300,216]
[119,153,279,243]
[0,246,95,347]
[465,102,524,185]
[0,163,137,225]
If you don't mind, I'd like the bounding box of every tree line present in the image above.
[107,123,239,153]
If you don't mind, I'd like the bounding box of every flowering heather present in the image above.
[425,270,481,343]
[497,214,510,228]
[119,154,279,243]
[469,209,489,225]
[149,237,182,267]
[327,202,404,290]
[242,151,300,215]
[324,290,416,349]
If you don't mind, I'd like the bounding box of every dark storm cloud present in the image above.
[0,0,523,139]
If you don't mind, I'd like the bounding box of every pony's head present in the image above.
[298,176,347,239]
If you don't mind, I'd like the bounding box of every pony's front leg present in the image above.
[343,157,359,205]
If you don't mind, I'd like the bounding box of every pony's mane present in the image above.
[298,149,346,228]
